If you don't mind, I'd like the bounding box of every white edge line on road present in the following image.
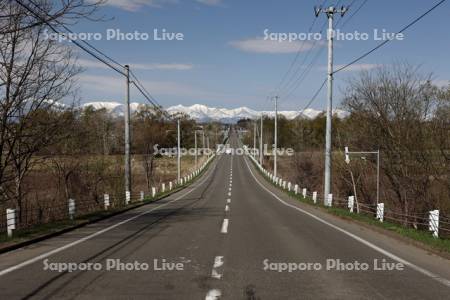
[243,156,450,288]
[0,157,220,278]
[221,219,229,234]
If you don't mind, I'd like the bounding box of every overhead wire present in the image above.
[274,0,329,95]
[13,0,171,116]
[334,0,447,74]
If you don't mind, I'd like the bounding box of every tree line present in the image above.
[241,64,449,218]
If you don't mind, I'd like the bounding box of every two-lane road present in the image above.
[0,133,449,299]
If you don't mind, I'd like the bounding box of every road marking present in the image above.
[227,198,231,204]
[0,157,220,277]
[205,289,221,300]
[243,157,450,288]
[211,256,224,279]
[221,219,229,234]
[228,187,232,191]
[225,205,229,212]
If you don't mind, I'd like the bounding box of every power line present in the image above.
[274,0,328,94]
[300,78,327,113]
[27,0,125,70]
[279,0,362,102]
[13,0,126,76]
[129,70,172,119]
[282,45,326,101]
[278,19,328,98]
[14,0,170,116]
[339,0,368,28]
[334,0,447,74]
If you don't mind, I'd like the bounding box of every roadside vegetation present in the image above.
[0,2,225,239]
[241,64,450,239]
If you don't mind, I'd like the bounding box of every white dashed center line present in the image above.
[205,289,222,300]
[211,256,224,279]
[221,219,229,234]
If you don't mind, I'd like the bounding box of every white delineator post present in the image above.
[68,199,76,220]
[313,192,318,204]
[104,194,110,210]
[294,184,299,195]
[125,191,131,205]
[169,181,173,191]
[162,183,166,193]
[152,187,156,198]
[140,191,145,201]
[376,203,384,222]
[429,210,439,238]
[302,188,307,198]
[6,208,16,238]
[288,182,292,192]
[327,194,333,207]
[348,196,354,213]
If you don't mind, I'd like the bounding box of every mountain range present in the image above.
[81,102,349,123]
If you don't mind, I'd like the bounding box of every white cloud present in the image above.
[133,63,194,71]
[77,59,193,71]
[229,38,321,54]
[98,0,178,11]
[77,74,218,98]
[196,0,222,6]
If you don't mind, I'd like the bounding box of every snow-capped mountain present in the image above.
[82,101,151,116]
[166,104,349,123]
[81,102,349,123]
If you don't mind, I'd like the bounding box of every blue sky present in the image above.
[71,0,450,111]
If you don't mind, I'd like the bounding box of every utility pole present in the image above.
[202,130,205,156]
[253,121,257,159]
[260,114,263,166]
[124,65,131,195]
[273,95,279,177]
[315,5,348,200]
[194,130,198,169]
[177,119,181,183]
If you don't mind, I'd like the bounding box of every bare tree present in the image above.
[0,1,99,221]
[342,63,447,217]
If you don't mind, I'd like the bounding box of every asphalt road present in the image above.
[0,132,450,299]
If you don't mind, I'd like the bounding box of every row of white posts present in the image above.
[5,154,216,238]
[247,151,441,238]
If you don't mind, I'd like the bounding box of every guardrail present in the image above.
[246,149,449,239]
[1,154,216,239]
